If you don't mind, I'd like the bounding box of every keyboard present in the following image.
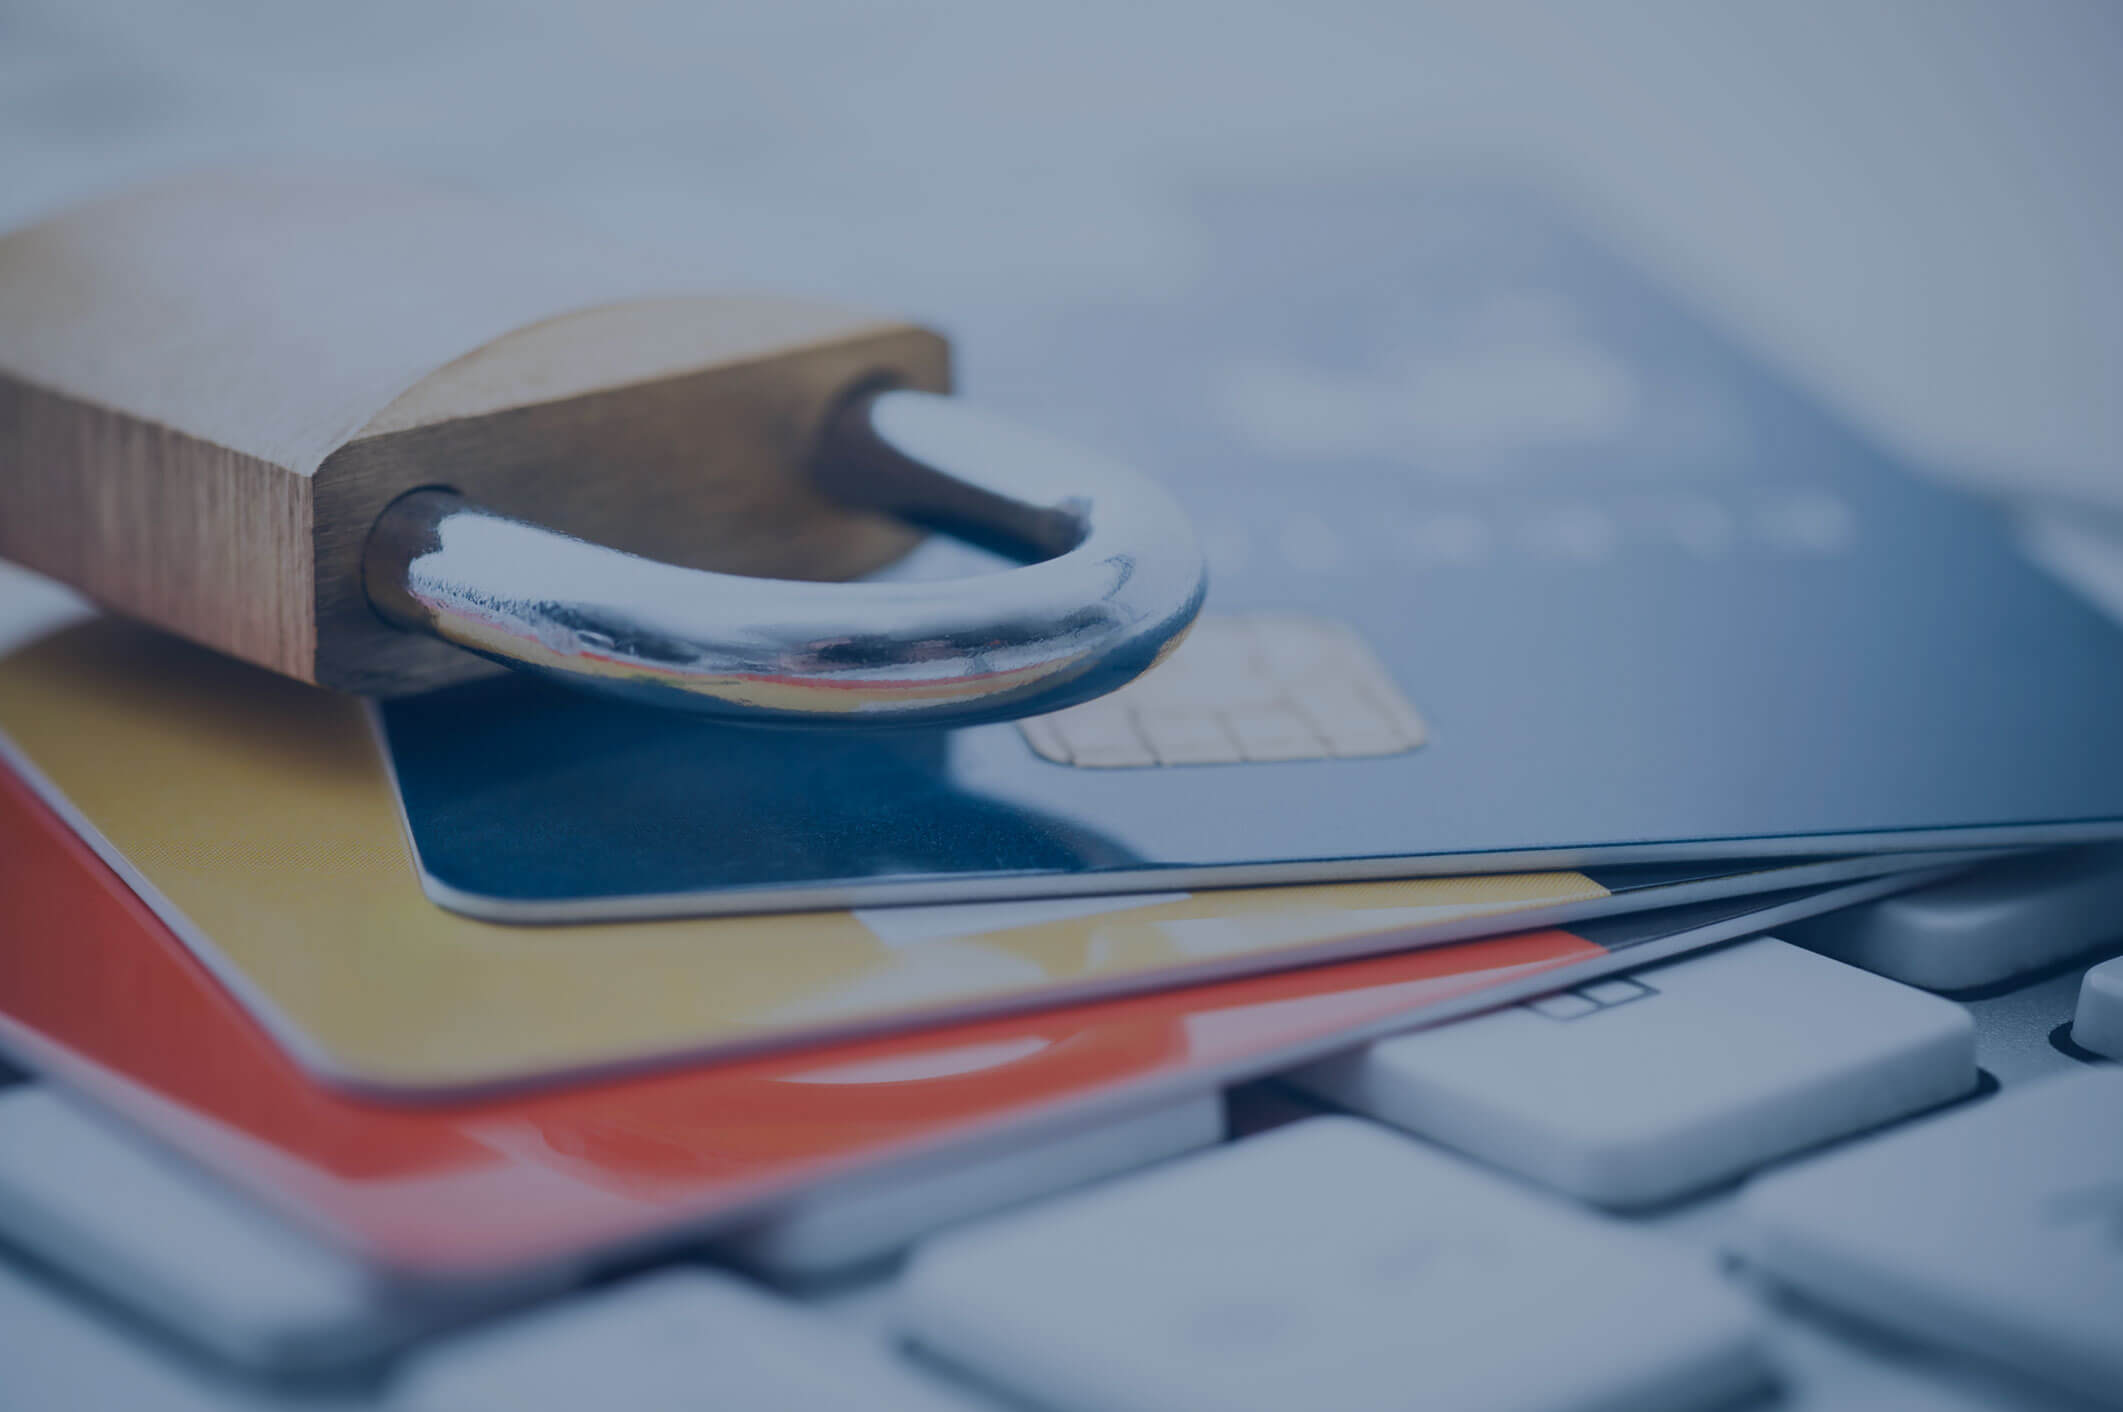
[3,844,2120,1411]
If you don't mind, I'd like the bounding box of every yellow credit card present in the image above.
[0,619,1928,1093]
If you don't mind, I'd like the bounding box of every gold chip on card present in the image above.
[1018,615,1427,767]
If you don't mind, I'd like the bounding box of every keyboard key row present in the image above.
[398,1069,2123,1412]
[3,906,2115,1407]
[0,1081,1219,1370]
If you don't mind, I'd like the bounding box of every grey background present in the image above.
[3,0,2118,506]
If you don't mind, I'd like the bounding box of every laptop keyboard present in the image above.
[2,854,2120,1411]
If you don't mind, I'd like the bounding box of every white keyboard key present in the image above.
[723,1094,1222,1279]
[1737,1067,2123,1406]
[392,1269,967,1411]
[1290,939,1977,1207]
[1784,845,2123,990]
[0,1259,315,1412]
[898,1116,1768,1412]
[2076,955,2123,1060]
[0,1087,423,1370]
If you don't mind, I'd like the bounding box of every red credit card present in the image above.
[0,759,1915,1283]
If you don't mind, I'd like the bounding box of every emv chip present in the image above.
[1018,615,1427,767]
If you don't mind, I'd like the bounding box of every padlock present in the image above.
[0,168,1204,727]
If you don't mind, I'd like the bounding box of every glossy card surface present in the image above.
[375,178,2123,916]
[0,620,1946,1092]
[0,755,1931,1279]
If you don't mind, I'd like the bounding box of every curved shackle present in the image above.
[361,389,1207,727]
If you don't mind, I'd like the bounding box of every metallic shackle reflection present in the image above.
[362,389,1207,727]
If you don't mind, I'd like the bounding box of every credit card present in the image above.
[368,175,2123,916]
[0,753,1941,1282]
[0,618,1973,1093]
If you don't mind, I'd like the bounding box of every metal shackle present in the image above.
[361,389,1207,727]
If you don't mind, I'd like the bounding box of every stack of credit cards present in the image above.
[4,174,2121,1364]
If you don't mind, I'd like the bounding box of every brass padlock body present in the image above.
[0,169,949,695]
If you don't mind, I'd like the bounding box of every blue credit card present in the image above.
[377,174,2123,916]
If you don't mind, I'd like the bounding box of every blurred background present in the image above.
[3,0,2119,510]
